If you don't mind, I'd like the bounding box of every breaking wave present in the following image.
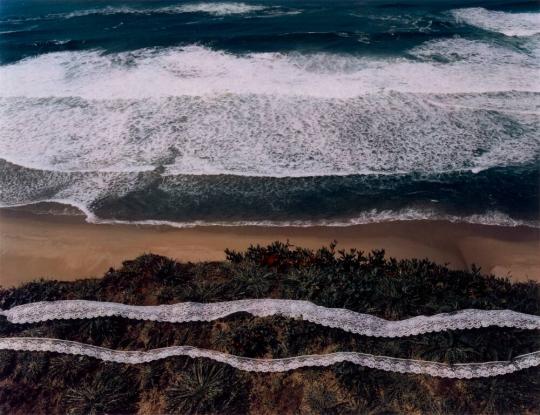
[1,4,538,228]
[0,2,281,22]
[0,39,538,177]
[451,7,540,37]
[1,40,538,100]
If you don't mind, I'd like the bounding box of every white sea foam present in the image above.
[0,38,538,176]
[451,7,540,37]
[85,209,540,229]
[0,40,538,224]
[1,40,537,100]
[1,92,538,175]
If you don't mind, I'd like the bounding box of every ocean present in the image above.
[0,0,538,227]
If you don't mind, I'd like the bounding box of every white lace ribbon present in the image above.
[0,337,538,378]
[1,300,539,337]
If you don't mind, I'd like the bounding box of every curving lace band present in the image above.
[1,299,539,337]
[0,337,538,378]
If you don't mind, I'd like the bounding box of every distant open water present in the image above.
[0,0,538,226]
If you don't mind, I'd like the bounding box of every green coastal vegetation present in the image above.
[0,242,539,414]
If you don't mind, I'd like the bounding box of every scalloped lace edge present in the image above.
[2,299,539,337]
[0,337,539,378]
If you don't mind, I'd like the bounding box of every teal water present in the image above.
[0,1,538,226]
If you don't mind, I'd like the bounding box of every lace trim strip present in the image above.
[0,337,538,378]
[2,300,539,337]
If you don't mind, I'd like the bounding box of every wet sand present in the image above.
[0,207,539,287]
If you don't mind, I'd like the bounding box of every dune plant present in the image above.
[62,368,138,415]
[165,361,246,414]
[0,244,538,414]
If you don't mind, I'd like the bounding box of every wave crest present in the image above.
[451,7,540,37]
[1,39,538,99]
[1,2,277,22]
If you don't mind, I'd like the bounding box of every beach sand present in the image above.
[0,207,539,287]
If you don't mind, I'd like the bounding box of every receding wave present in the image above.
[85,211,540,229]
[451,7,540,37]
[1,337,539,377]
[1,158,538,228]
[5,202,539,228]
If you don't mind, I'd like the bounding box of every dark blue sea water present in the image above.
[0,0,538,226]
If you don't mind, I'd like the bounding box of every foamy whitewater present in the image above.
[0,0,539,226]
[451,7,540,37]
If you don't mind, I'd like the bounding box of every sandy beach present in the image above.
[0,206,538,287]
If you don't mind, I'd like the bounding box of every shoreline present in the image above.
[0,207,539,287]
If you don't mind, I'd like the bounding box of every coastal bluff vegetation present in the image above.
[0,242,539,414]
